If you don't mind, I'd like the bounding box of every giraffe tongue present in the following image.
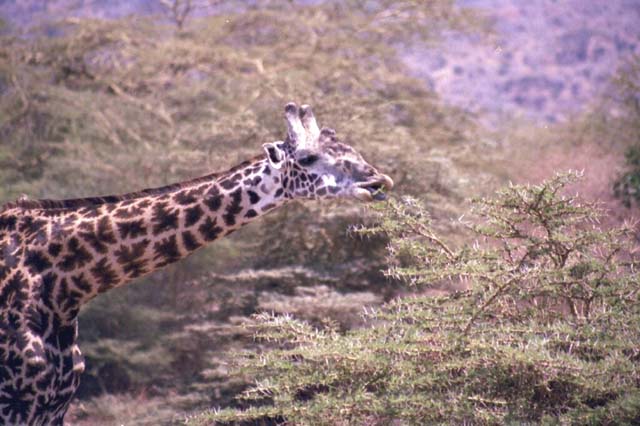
[355,182,388,202]
[365,184,387,201]
[372,191,387,201]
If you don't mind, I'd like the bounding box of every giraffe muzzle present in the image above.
[353,174,394,202]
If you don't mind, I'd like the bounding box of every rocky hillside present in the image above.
[3,0,639,124]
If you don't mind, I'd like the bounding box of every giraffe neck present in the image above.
[20,156,287,321]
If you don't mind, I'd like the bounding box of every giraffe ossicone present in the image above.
[284,102,321,148]
[0,102,393,424]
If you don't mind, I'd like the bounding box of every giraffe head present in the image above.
[262,103,394,202]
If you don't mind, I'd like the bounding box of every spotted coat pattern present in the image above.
[0,103,393,424]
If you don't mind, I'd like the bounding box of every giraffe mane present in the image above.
[0,155,265,213]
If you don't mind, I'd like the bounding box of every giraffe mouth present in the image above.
[353,175,394,202]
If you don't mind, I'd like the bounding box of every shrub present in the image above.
[612,55,640,208]
[615,145,640,208]
[192,172,640,425]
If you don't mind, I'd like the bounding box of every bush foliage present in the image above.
[193,172,640,425]
[612,55,640,208]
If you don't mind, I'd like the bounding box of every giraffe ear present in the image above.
[263,142,285,169]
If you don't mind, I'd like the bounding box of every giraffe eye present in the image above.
[299,155,319,166]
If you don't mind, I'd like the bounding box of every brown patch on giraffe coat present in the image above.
[0,214,17,230]
[19,217,48,244]
[116,219,147,240]
[113,205,145,219]
[58,277,83,316]
[184,205,204,227]
[78,206,101,218]
[151,202,178,235]
[40,272,57,308]
[137,199,152,208]
[25,303,48,338]
[91,258,119,291]
[204,186,223,212]
[247,190,260,204]
[78,216,117,254]
[198,217,222,241]
[153,235,181,267]
[24,249,52,273]
[0,270,29,310]
[219,173,242,190]
[48,243,63,257]
[244,176,262,186]
[173,189,198,205]
[58,238,92,272]
[69,274,92,294]
[223,188,243,226]
[114,239,150,278]
[181,231,201,251]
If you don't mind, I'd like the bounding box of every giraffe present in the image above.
[0,102,393,425]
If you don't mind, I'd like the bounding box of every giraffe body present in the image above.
[0,103,393,424]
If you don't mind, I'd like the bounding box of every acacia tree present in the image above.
[194,172,640,425]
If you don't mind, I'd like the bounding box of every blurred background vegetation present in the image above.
[0,0,638,424]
